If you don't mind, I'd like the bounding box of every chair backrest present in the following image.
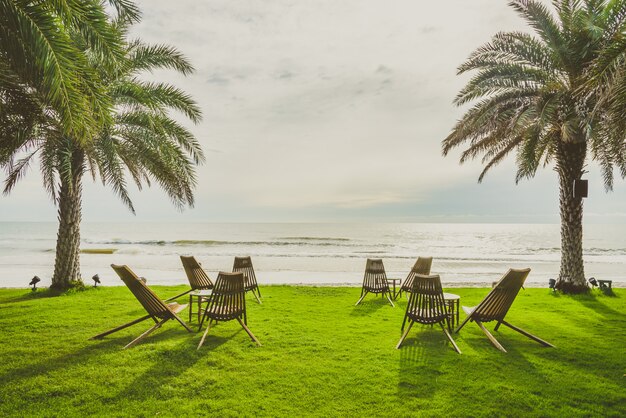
[111,264,171,318]
[406,274,448,323]
[401,256,433,291]
[180,256,214,290]
[232,256,258,291]
[471,268,530,322]
[206,272,246,320]
[362,258,389,292]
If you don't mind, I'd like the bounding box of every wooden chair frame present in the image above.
[232,256,262,304]
[197,272,261,349]
[396,274,461,354]
[166,255,214,303]
[91,264,193,349]
[175,255,215,321]
[355,259,394,307]
[398,256,433,299]
[455,268,554,353]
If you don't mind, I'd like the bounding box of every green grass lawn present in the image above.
[0,286,624,417]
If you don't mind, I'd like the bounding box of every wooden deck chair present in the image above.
[396,274,461,353]
[232,256,262,304]
[166,256,214,304]
[197,272,261,349]
[355,258,394,307]
[398,256,433,299]
[455,268,554,353]
[91,264,193,349]
[176,255,215,321]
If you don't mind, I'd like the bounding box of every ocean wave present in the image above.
[511,247,626,256]
[277,236,350,241]
[82,238,395,248]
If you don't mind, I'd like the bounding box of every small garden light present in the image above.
[588,277,597,288]
[548,278,556,291]
[29,276,41,291]
[92,274,101,287]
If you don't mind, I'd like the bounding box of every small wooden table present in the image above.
[443,292,461,328]
[386,278,402,300]
[189,289,212,322]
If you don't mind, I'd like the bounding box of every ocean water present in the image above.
[0,222,624,288]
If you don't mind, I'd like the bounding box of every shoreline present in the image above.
[2,281,624,289]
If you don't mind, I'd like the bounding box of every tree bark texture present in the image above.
[51,149,84,290]
[555,140,588,294]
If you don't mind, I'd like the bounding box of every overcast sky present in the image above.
[1,0,625,223]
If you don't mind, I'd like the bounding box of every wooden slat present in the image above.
[111,264,171,319]
[471,268,529,323]
[233,256,261,300]
[180,256,214,290]
[401,256,433,293]
[398,273,460,353]
[356,259,394,306]
[197,271,260,348]
[455,268,553,351]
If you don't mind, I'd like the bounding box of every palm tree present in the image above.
[442,0,626,294]
[0,0,139,140]
[2,16,203,290]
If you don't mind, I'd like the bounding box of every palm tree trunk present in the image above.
[555,141,588,294]
[51,150,84,290]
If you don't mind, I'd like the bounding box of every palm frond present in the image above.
[126,42,195,76]
[111,80,202,123]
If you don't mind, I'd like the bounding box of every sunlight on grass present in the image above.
[0,286,623,417]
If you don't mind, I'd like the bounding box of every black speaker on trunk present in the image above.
[573,179,588,199]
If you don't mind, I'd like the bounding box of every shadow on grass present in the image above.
[396,327,447,399]
[0,289,69,304]
[350,296,391,316]
[0,338,125,385]
[458,318,556,354]
[110,329,234,403]
[569,293,625,320]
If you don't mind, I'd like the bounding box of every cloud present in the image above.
[206,74,230,85]
[4,0,626,223]
[420,26,439,34]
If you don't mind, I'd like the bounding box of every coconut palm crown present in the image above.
[0,0,141,140]
[1,15,204,290]
[443,0,626,293]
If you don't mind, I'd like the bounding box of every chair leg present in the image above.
[385,291,395,307]
[198,307,210,332]
[396,321,414,349]
[401,312,409,332]
[355,291,368,306]
[455,313,473,334]
[252,288,262,304]
[440,323,462,354]
[123,318,167,349]
[475,319,507,352]
[197,318,213,350]
[90,314,152,340]
[500,320,555,347]
[236,317,261,346]
[171,313,194,332]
